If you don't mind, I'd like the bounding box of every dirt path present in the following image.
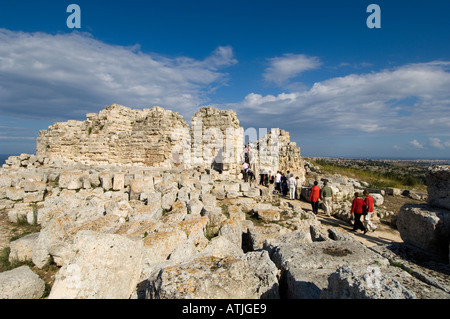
[281,197,403,248]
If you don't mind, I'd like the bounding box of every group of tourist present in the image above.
[273,171,300,200]
[241,146,376,236]
[310,181,377,235]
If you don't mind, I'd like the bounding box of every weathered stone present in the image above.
[427,165,450,210]
[321,266,416,299]
[142,230,188,265]
[58,171,84,190]
[247,224,291,251]
[112,173,125,190]
[161,190,178,211]
[271,240,389,299]
[9,233,40,263]
[99,172,113,191]
[6,187,24,201]
[24,180,47,193]
[148,251,279,299]
[219,218,243,249]
[187,198,204,216]
[104,200,133,221]
[49,231,144,299]
[397,203,450,258]
[0,266,45,299]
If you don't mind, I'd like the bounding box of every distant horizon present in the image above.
[2,152,449,165]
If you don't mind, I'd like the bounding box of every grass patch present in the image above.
[309,159,424,191]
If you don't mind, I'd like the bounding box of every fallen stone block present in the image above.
[0,266,45,299]
[49,231,144,299]
[271,240,390,299]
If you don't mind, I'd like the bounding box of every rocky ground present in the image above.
[1,159,449,299]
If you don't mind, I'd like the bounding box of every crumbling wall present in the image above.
[36,104,305,182]
[36,104,189,168]
[250,129,306,184]
[191,107,244,176]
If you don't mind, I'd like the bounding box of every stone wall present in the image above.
[249,129,305,183]
[190,107,244,176]
[35,104,306,182]
[37,104,189,168]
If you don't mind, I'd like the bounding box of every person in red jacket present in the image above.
[351,192,368,234]
[309,181,321,215]
[363,190,377,232]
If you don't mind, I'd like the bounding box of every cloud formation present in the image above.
[0,29,237,121]
[238,61,450,140]
[263,54,322,86]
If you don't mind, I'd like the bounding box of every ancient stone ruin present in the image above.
[36,104,304,180]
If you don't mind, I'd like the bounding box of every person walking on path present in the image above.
[309,181,321,215]
[351,192,368,234]
[363,190,377,232]
[288,174,297,200]
[320,181,334,217]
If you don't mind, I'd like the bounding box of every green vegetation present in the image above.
[308,158,425,191]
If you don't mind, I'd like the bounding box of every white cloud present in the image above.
[0,29,237,121]
[237,61,450,137]
[409,140,424,149]
[263,54,321,85]
[429,137,445,149]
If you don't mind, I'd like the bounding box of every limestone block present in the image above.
[219,218,243,249]
[202,207,226,233]
[397,203,450,258]
[187,198,204,215]
[23,190,45,203]
[8,203,33,223]
[0,266,45,299]
[58,171,84,190]
[427,165,450,210]
[271,241,390,299]
[6,187,24,201]
[321,266,416,299]
[243,187,260,198]
[161,189,178,211]
[9,233,40,263]
[104,200,133,221]
[49,231,144,299]
[148,250,279,299]
[112,173,125,190]
[24,180,47,193]
[247,224,291,251]
[200,193,217,209]
[99,172,113,191]
[177,216,209,239]
[142,230,188,265]
[371,193,384,206]
[0,175,12,188]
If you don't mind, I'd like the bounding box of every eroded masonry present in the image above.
[36,104,306,179]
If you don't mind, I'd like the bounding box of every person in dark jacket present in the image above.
[351,192,368,234]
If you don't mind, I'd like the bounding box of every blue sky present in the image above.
[0,0,450,159]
